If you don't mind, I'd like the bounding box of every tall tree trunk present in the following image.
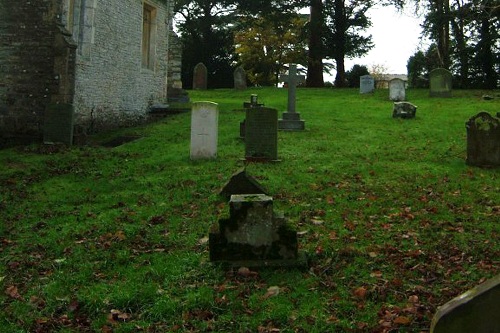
[435,0,451,68]
[333,0,347,87]
[479,13,497,88]
[450,1,468,88]
[306,0,325,87]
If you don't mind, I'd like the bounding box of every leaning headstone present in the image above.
[219,169,269,200]
[466,112,500,168]
[430,274,500,333]
[234,66,247,90]
[278,64,306,130]
[190,102,218,160]
[360,75,375,94]
[393,102,417,119]
[245,107,278,161]
[429,68,452,97]
[43,103,75,146]
[389,78,406,101]
[209,194,304,267]
[193,62,208,90]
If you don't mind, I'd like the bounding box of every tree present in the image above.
[323,0,375,87]
[306,0,326,87]
[175,0,238,89]
[234,14,308,86]
[345,64,369,87]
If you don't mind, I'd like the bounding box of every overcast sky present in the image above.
[342,5,426,75]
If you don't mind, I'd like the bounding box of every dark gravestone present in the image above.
[234,66,247,90]
[219,169,269,200]
[430,274,500,333]
[393,102,417,119]
[209,194,304,267]
[193,62,207,90]
[278,64,306,131]
[466,112,500,168]
[360,75,375,94]
[245,107,278,161]
[429,68,452,97]
[43,103,75,145]
[239,119,245,139]
[243,94,264,109]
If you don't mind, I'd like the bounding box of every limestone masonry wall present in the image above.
[0,0,179,142]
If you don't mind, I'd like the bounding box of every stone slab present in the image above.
[429,68,452,98]
[430,274,500,333]
[245,107,278,161]
[190,101,218,160]
[360,75,375,94]
[43,103,74,146]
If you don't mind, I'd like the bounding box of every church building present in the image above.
[0,0,181,144]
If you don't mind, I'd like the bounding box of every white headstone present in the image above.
[360,75,375,94]
[389,78,406,101]
[190,102,218,160]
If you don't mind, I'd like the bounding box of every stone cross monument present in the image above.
[278,64,305,131]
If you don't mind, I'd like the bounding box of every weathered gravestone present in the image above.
[209,194,303,267]
[360,75,375,94]
[234,66,247,90]
[190,102,218,160]
[466,112,500,168]
[43,103,75,145]
[192,62,208,90]
[429,68,452,97]
[245,107,279,161]
[278,64,306,131]
[219,168,269,200]
[393,102,417,119]
[430,274,500,333]
[243,94,264,109]
[389,78,406,101]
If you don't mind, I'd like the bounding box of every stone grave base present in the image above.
[278,112,305,131]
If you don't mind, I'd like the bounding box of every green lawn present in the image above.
[0,87,498,332]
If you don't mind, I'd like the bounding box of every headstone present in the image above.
[466,112,500,168]
[209,194,304,267]
[360,75,375,94]
[389,78,406,101]
[190,102,218,160]
[429,68,452,97]
[393,102,417,119]
[43,103,75,146]
[193,62,208,90]
[243,94,264,109]
[234,66,247,90]
[239,119,246,139]
[219,169,269,200]
[278,64,306,130]
[430,274,500,333]
[245,107,278,161]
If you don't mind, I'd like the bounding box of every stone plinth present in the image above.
[209,194,304,267]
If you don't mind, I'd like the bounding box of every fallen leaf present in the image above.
[353,286,367,299]
[5,285,22,299]
[198,236,209,245]
[263,286,280,299]
[394,316,411,325]
[311,218,324,226]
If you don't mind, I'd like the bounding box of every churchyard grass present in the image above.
[0,88,498,332]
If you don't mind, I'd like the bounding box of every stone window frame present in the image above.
[142,1,158,71]
[62,0,96,60]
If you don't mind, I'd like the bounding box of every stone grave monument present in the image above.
[193,62,208,90]
[243,94,264,109]
[43,103,75,146]
[430,274,500,333]
[245,107,279,161]
[466,112,500,168]
[429,68,452,97]
[278,64,306,131]
[389,78,406,101]
[360,75,375,94]
[234,66,247,90]
[209,194,304,267]
[393,102,417,119]
[219,168,269,200]
[190,101,218,160]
